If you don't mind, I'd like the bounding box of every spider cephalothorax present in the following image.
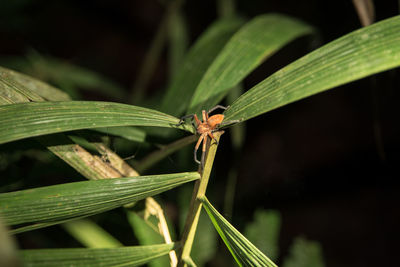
[177,105,232,167]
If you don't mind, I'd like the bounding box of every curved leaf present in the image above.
[187,13,313,114]
[160,17,245,116]
[0,101,193,145]
[224,15,400,122]
[0,172,200,231]
[19,243,175,267]
[0,66,70,102]
[200,197,277,267]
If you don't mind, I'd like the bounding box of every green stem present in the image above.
[178,131,223,266]
[136,135,197,173]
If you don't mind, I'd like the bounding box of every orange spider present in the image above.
[177,105,235,167]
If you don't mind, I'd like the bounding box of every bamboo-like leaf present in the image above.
[19,243,175,267]
[160,17,245,117]
[200,197,277,267]
[0,66,70,102]
[0,101,193,145]
[0,172,200,232]
[187,13,313,114]
[224,15,400,123]
[62,219,123,248]
[93,126,146,143]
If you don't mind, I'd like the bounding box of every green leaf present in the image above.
[244,210,281,261]
[224,15,400,123]
[0,101,193,145]
[127,211,170,267]
[62,219,123,248]
[160,17,245,117]
[200,197,277,267]
[93,126,146,143]
[187,13,313,114]
[282,237,325,267]
[0,172,200,232]
[0,66,70,102]
[19,243,175,267]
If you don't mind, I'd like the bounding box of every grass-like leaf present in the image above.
[19,243,175,267]
[187,13,313,114]
[0,172,200,232]
[62,219,123,248]
[224,15,400,123]
[0,101,193,145]
[200,196,277,267]
[160,17,245,117]
[0,66,70,102]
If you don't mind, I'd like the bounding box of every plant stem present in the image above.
[178,131,223,266]
[136,135,197,173]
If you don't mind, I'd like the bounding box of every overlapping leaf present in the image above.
[0,66,70,103]
[161,17,245,116]
[224,15,400,123]
[0,101,193,145]
[0,172,199,232]
[19,243,175,267]
[187,13,313,115]
[200,197,277,267]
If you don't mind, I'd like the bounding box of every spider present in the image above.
[176,105,236,167]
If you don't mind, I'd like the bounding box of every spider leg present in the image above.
[202,110,207,122]
[207,132,218,145]
[207,105,228,114]
[194,134,204,164]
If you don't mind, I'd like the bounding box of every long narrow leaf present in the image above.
[187,13,313,114]
[0,172,200,231]
[0,66,70,102]
[19,243,175,267]
[160,17,245,117]
[200,197,277,267]
[224,15,400,123]
[0,101,193,145]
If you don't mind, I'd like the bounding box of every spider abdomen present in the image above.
[207,114,224,128]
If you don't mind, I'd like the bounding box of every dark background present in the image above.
[1,1,399,266]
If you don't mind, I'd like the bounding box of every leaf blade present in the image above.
[200,197,277,267]
[224,15,400,123]
[160,17,245,117]
[0,101,192,145]
[0,172,200,230]
[19,243,175,267]
[187,13,313,114]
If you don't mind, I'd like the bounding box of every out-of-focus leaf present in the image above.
[187,13,313,115]
[200,197,277,267]
[168,9,189,80]
[62,219,123,248]
[0,219,19,267]
[244,210,281,261]
[127,210,169,267]
[19,243,175,267]
[0,66,70,102]
[0,172,200,233]
[0,101,193,145]
[160,17,245,117]
[282,237,325,267]
[224,15,400,123]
